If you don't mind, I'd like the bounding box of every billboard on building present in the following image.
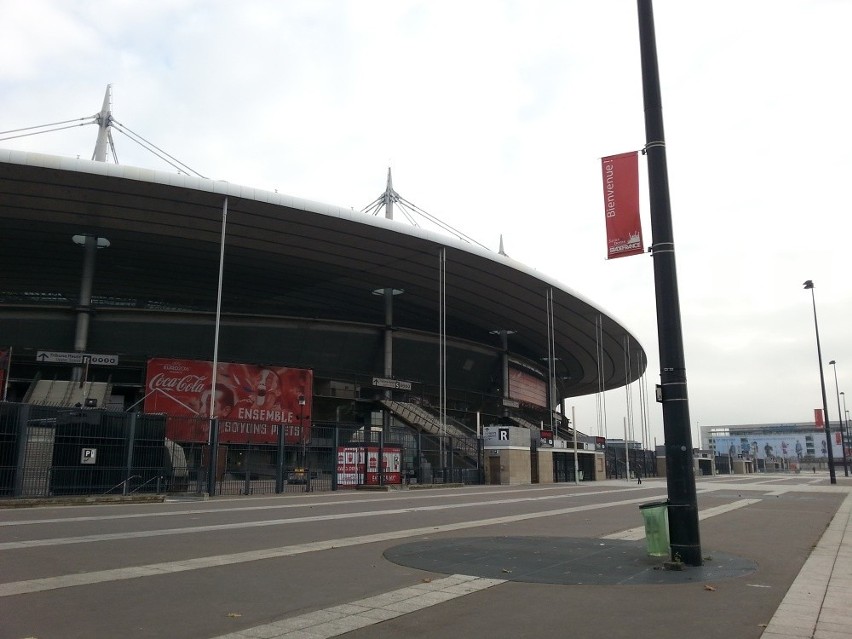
[144,358,312,444]
[508,367,547,408]
[712,433,843,463]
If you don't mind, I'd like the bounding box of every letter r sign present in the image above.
[498,428,509,441]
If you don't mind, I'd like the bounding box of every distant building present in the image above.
[700,423,847,472]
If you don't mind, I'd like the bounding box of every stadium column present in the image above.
[490,330,515,418]
[71,234,109,381]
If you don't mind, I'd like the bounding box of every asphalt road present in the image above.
[1,474,847,639]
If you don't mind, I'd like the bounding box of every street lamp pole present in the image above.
[298,393,306,468]
[841,392,850,471]
[829,361,848,477]
[638,0,701,565]
[803,280,836,484]
[275,413,285,494]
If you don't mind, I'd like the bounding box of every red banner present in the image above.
[815,408,824,429]
[144,358,312,444]
[601,151,644,259]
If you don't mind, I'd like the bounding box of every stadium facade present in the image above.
[0,146,648,493]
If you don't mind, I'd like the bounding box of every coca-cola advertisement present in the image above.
[144,358,312,444]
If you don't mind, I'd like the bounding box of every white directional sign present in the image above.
[37,351,119,366]
[371,377,412,390]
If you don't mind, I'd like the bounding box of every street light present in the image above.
[275,411,286,494]
[803,280,836,484]
[841,392,850,471]
[298,393,310,491]
[298,393,307,466]
[829,361,849,476]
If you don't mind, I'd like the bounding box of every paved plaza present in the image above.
[2,473,850,639]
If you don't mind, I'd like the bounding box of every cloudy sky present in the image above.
[2,0,850,445]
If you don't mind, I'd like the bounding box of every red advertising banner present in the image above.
[815,408,824,429]
[601,151,644,259]
[336,445,402,487]
[144,358,312,444]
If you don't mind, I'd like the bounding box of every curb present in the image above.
[0,494,167,509]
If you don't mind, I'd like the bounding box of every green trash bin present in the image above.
[639,501,670,557]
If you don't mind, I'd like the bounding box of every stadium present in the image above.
[0,109,648,496]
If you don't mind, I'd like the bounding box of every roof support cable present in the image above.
[0,117,97,142]
[110,119,206,178]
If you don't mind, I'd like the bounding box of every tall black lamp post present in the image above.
[803,280,836,484]
[842,392,851,465]
[298,393,307,468]
[829,361,848,476]
[275,415,286,494]
[637,0,701,565]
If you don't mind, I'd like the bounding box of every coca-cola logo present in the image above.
[148,372,208,393]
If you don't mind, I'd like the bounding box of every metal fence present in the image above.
[0,402,483,498]
[605,446,658,480]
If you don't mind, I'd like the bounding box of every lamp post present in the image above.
[298,393,306,468]
[638,0,701,565]
[829,361,848,476]
[275,413,285,494]
[841,392,850,470]
[803,280,836,484]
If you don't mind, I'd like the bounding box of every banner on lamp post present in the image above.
[601,151,644,259]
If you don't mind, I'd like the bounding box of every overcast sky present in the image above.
[2,0,850,445]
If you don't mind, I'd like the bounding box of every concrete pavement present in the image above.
[2,473,851,639]
[762,486,852,638]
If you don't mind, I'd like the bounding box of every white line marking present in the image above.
[0,491,667,551]
[209,574,505,639]
[0,494,657,597]
[0,484,647,527]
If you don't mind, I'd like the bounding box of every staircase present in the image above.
[379,400,479,464]
[24,379,112,408]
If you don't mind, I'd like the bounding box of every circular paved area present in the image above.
[384,536,757,585]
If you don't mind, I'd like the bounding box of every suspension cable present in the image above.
[0,116,96,137]
[111,119,206,178]
[0,119,97,142]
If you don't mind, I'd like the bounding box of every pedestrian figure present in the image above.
[637,473,642,484]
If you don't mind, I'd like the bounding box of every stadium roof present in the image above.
[0,148,647,398]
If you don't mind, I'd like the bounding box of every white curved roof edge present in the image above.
[0,147,645,351]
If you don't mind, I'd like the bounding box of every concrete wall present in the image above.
[537,448,553,484]
[593,453,606,480]
[484,448,532,485]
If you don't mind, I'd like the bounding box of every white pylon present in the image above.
[92,84,114,162]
